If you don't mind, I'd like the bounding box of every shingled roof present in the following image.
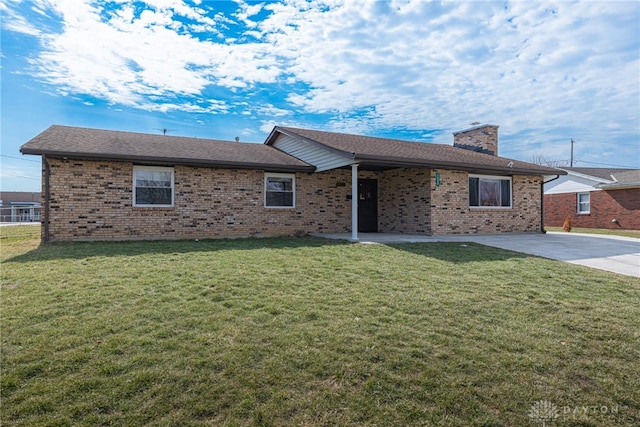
[20,125,315,172]
[562,167,640,183]
[22,124,566,177]
[267,126,563,176]
[562,167,640,189]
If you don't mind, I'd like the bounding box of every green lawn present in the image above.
[2,226,639,426]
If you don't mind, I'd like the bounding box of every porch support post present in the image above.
[351,163,359,242]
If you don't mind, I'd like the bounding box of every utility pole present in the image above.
[570,139,574,167]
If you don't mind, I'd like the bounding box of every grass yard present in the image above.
[545,226,640,239]
[2,226,639,426]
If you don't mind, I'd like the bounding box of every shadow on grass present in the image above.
[5,234,533,265]
[4,236,352,263]
[386,241,533,264]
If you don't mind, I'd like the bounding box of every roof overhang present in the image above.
[596,182,640,190]
[20,149,316,173]
[353,154,565,176]
[562,169,613,184]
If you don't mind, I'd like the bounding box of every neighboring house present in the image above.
[20,124,563,242]
[544,167,640,230]
[0,191,42,223]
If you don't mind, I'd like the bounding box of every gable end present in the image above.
[270,133,354,172]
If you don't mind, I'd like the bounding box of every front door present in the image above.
[358,179,378,232]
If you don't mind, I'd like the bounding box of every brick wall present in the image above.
[43,159,545,241]
[453,125,499,156]
[544,189,640,229]
[44,159,352,241]
[360,169,432,234]
[359,168,541,235]
[430,170,542,234]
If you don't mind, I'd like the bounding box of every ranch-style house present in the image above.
[20,124,564,242]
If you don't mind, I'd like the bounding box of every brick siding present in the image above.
[44,159,352,241]
[43,159,544,241]
[360,169,432,234]
[429,170,542,235]
[362,169,541,235]
[544,189,640,230]
[453,125,499,156]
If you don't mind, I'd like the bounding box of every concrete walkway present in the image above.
[314,232,640,278]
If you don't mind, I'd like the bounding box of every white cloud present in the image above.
[0,1,42,36]
[233,1,265,29]
[249,0,639,156]
[254,104,292,117]
[3,0,639,165]
[5,0,283,111]
[259,120,278,134]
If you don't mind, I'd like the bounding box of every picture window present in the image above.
[469,175,511,208]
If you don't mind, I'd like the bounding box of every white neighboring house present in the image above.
[543,168,640,230]
[0,192,42,223]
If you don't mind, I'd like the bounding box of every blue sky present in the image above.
[2,0,639,192]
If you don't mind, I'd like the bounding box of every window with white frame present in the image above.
[133,166,174,207]
[577,192,590,214]
[469,175,512,208]
[265,173,295,208]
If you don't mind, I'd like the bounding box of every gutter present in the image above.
[19,150,315,173]
[541,175,560,233]
[596,182,640,190]
[353,153,562,176]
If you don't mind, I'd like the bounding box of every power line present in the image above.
[609,142,640,147]
[0,154,40,163]
[1,172,40,180]
[506,141,639,148]
[576,159,639,168]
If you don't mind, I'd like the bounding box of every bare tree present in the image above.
[529,154,567,168]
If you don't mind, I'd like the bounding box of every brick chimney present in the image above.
[453,124,499,156]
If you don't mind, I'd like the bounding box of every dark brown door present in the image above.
[358,179,378,232]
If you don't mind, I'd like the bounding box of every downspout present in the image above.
[42,155,50,243]
[541,175,560,234]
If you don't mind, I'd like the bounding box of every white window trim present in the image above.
[264,172,295,208]
[469,174,512,209]
[133,165,175,208]
[577,192,590,214]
